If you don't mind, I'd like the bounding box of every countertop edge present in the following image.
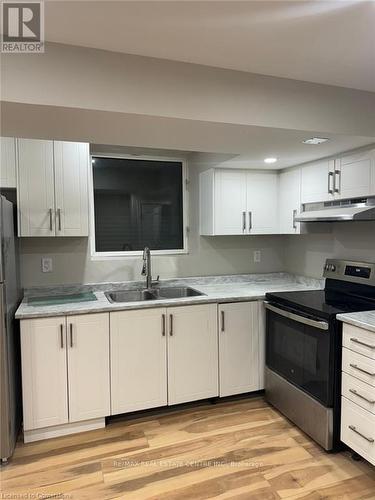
[337,313,375,333]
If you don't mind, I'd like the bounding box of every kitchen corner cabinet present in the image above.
[279,167,301,234]
[20,313,110,432]
[199,168,278,235]
[0,137,17,188]
[110,303,218,414]
[17,139,89,237]
[218,301,260,397]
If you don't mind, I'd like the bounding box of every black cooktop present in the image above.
[266,287,375,320]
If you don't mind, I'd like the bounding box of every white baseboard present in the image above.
[23,418,105,443]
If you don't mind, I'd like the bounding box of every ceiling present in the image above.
[44,1,375,92]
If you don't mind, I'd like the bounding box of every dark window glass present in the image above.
[92,157,184,252]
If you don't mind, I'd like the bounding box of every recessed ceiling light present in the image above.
[302,137,329,145]
[264,157,278,164]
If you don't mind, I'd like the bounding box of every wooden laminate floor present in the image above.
[1,397,375,499]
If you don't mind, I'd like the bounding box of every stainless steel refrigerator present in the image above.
[0,195,21,463]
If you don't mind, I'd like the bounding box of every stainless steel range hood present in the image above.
[295,198,375,222]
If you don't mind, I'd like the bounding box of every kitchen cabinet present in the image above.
[17,139,89,237]
[0,137,17,188]
[200,168,278,235]
[167,304,218,405]
[301,159,335,204]
[279,167,301,234]
[111,304,218,411]
[335,150,375,200]
[110,308,168,414]
[20,313,110,434]
[218,301,260,397]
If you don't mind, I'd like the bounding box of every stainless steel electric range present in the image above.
[265,259,375,451]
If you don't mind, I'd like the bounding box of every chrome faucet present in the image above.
[141,247,159,289]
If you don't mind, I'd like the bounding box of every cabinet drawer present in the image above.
[341,397,375,466]
[342,348,375,387]
[342,372,375,415]
[343,324,375,360]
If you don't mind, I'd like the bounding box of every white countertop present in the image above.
[15,272,324,320]
[337,311,375,333]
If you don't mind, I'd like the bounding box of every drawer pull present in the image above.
[349,363,375,377]
[348,425,374,443]
[350,337,375,350]
[349,388,375,405]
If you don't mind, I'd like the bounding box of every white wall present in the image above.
[284,222,375,278]
[19,162,285,287]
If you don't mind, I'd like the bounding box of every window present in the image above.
[90,155,187,256]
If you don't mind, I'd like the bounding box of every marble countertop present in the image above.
[337,311,375,333]
[15,272,324,320]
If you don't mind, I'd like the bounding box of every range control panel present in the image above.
[323,259,375,284]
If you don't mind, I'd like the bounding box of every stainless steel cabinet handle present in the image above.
[161,314,166,336]
[349,363,375,377]
[242,211,246,233]
[49,208,53,231]
[169,314,173,336]
[349,388,375,405]
[328,172,334,194]
[60,324,64,348]
[292,209,297,230]
[221,310,225,332]
[248,211,252,231]
[350,337,375,350]
[57,208,62,231]
[348,425,374,443]
[334,169,341,194]
[69,323,73,347]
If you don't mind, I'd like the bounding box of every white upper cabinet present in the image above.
[17,139,56,236]
[279,168,301,234]
[54,141,89,236]
[335,149,375,200]
[0,137,17,188]
[214,169,247,235]
[17,138,89,237]
[200,168,278,235]
[246,171,279,234]
[301,159,335,204]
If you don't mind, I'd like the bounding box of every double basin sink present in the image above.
[105,286,204,303]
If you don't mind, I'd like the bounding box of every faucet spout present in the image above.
[142,247,152,289]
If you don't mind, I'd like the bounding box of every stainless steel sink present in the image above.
[105,286,204,303]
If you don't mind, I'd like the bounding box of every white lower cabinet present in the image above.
[218,301,260,397]
[20,313,110,439]
[110,308,168,414]
[167,304,218,405]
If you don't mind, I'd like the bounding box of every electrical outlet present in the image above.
[41,257,53,273]
[253,250,261,263]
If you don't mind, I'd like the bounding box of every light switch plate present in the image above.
[253,250,261,263]
[41,257,53,273]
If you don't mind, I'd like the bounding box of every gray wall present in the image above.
[19,162,285,287]
[284,222,375,278]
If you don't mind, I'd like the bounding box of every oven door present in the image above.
[265,302,333,407]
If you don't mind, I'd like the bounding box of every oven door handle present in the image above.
[264,302,329,331]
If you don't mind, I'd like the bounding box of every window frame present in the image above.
[89,153,189,259]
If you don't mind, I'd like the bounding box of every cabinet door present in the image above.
[110,308,167,414]
[17,139,55,236]
[0,137,17,188]
[219,302,259,397]
[337,150,375,199]
[67,313,110,422]
[301,159,334,204]
[246,171,278,234]
[214,170,247,235]
[20,317,68,430]
[54,141,89,236]
[167,304,218,405]
[279,168,301,234]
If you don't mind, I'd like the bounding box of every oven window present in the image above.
[266,310,332,406]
